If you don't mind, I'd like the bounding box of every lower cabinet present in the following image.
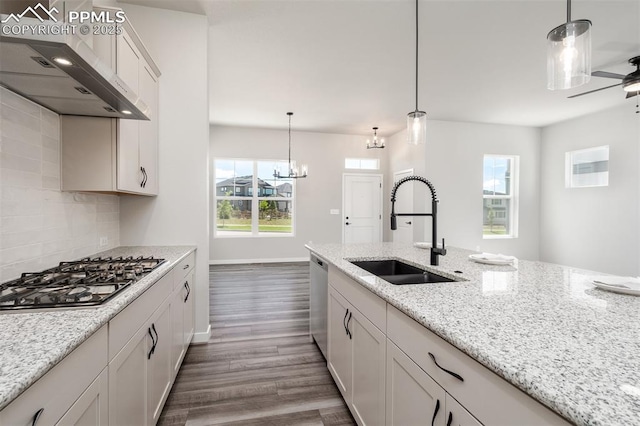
[147,300,173,424]
[0,326,108,426]
[386,340,445,426]
[328,286,386,426]
[326,267,571,426]
[386,340,481,426]
[0,251,197,426]
[57,368,109,426]
[108,314,152,426]
[171,268,195,377]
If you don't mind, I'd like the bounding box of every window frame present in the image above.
[214,158,296,238]
[565,145,609,189]
[482,154,519,239]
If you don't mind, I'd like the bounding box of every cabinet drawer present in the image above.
[109,272,173,360]
[387,305,571,426]
[173,252,195,288]
[0,326,108,426]
[328,265,386,332]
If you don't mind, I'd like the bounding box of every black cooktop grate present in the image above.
[0,256,166,311]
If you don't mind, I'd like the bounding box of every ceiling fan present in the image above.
[568,56,640,99]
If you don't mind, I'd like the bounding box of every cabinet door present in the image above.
[445,395,483,426]
[109,323,150,426]
[56,368,108,426]
[138,62,159,195]
[147,299,173,424]
[171,284,186,378]
[328,287,352,400]
[350,309,385,426]
[116,28,142,193]
[183,270,195,347]
[386,340,446,426]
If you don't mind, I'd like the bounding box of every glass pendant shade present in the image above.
[547,20,592,90]
[407,111,427,145]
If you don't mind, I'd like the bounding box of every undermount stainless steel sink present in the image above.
[350,259,456,285]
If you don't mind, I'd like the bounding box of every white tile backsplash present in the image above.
[0,88,120,282]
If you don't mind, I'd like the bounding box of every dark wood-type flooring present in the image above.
[158,262,355,426]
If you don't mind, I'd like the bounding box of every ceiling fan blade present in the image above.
[568,83,623,99]
[592,71,625,80]
[627,91,639,99]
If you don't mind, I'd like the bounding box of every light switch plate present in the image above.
[330,209,339,215]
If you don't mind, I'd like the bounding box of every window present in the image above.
[345,158,379,170]
[214,159,294,237]
[483,155,519,238]
[565,146,609,188]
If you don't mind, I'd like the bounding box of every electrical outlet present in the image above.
[100,237,108,247]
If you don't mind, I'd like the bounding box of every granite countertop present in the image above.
[306,242,640,426]
[0,245,196,411]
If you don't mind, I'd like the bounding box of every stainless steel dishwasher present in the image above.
[309,253,328,360]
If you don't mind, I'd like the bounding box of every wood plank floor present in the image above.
[158,262,355,426]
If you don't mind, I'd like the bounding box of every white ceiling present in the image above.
[123,0,640,136]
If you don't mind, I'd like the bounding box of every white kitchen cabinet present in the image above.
[386,304,571,426]
[328,288,352,396]
[171,256,195,377]
[386,340,445,426]
[56,368,109,426]
[108,272,174,426]
[147,299,173,424]
[108,317,150,426]
[60,8,160,196]
[328,285,385,426]
[0,326,108,426]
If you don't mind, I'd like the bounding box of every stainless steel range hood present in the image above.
[0,17,150,120]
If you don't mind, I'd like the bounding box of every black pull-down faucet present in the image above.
[390,175,447,266]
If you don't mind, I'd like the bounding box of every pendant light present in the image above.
[547,0,592,90]
[407,0,426,145]
[273,112,308,179]
[366,127,385,149]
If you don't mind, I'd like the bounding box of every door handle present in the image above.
[345,222,350,225]
[343,309,349,335]
[346,312,352,339]
[405,221,412,225]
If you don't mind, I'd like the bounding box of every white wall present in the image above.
[540,105,639,276]
[0,88,120,282]
[386,120,541,260]
[210,125,387,263]
[113,5,211,341]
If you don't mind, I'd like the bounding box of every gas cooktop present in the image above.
[0,256,166,311]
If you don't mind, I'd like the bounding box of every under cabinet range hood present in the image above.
[0,17,150,120]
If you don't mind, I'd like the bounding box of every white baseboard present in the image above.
[209,257,309,265]
[191,324,211,344]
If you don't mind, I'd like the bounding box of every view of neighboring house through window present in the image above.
[214,159,294,237]
[483,155,519,238]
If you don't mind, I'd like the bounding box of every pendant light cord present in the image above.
[415,0,419,112]
[566,0,571,22]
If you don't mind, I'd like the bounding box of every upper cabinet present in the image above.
[61,6,161,196]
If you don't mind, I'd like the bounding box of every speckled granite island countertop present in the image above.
[306,242,640,426]
[0,245,196,411]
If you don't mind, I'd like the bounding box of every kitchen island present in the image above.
[0,245,196,414]
[307,242,640,426]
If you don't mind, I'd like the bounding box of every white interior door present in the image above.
[392,169,414,243]
[343,174,382,243]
